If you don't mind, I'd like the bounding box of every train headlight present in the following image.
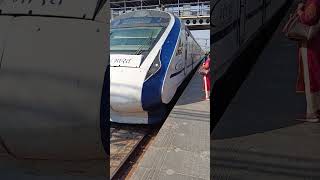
[145,52,161,81]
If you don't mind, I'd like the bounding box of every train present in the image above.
[110,10,206,124]
[0,0,108,175]
[212,0,289,80]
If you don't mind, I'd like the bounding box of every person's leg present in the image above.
[206,75,210,100]
[312,91,320,117]
[297,47,319,122]
[202,79,205,91]
[203,76,210,100]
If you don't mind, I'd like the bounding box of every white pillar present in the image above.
[198,0,200,16]
[178,0,180,16]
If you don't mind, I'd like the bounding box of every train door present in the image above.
[175,37,185,86]
[184,28,188,75]
[239,0,247,45]
[186,29,192,74]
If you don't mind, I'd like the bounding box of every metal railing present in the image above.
[110,1,210,20]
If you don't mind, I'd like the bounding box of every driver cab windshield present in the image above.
[110,26,163,54]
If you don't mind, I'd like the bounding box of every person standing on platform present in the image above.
[199,53,211,100]
[295,0,320,122]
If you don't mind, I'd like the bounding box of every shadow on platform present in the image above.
[176,68,209,106]
[212,1,320,179]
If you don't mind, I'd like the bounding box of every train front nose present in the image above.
[110,67,147,113]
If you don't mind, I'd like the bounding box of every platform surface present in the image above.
[0,154,106,179]
[131,70,210,180]
[211,2,320,180]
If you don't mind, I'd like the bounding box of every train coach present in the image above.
[110,10,206,124]
[212,0,289,80]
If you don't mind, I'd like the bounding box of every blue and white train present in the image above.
[110,10,206,124]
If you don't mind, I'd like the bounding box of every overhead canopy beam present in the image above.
[110,0,208,8]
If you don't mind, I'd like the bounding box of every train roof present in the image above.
[111,10,173,28]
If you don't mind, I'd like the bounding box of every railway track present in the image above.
[110,123,161,180]
[110,62,203,180]
[110,124,152,179]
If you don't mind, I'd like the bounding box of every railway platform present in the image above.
[0,156,106,180]
[212,2,320,180]
[131,67,210,180]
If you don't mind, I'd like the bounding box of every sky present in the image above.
[191,30,210,52]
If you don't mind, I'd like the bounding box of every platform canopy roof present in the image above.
[110,0,209,8]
